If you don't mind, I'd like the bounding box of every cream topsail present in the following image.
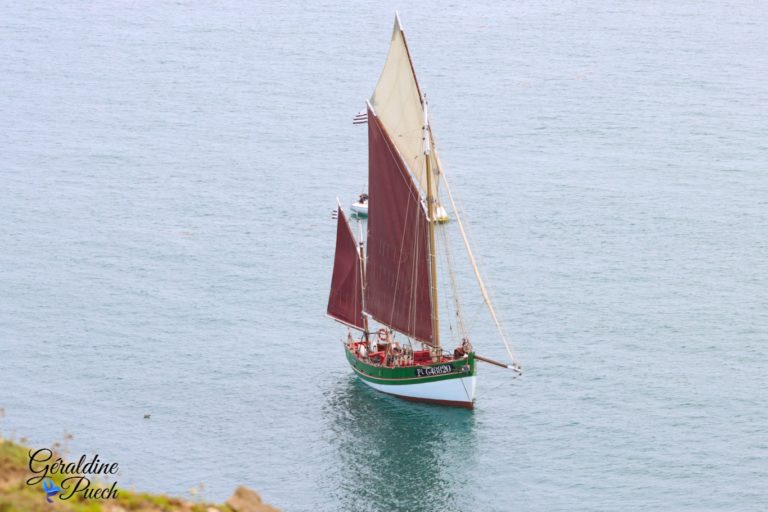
[370,14,440,200]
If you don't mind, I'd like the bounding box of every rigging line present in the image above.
[438,217,469,341]
[442,249,460,346]
[465,300,485,332]
[435,230,449,343]
[446,172,504,333]
[374,111,430,340]
[387,191,411,333]
[459,370,472,402]
[440,171,521,371]
[417,215,427,340]
[451,194,504,332]
[378,119,425,205]
[406,191,425,339]
[436,226,455,344]
[371,105,426,210]
[452,187,516,351]
[407,202,420,339]
[452,207,513,339]
[438,193,463,341]
[384,186,425,342]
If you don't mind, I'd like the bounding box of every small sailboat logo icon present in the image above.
[42,477,61,503]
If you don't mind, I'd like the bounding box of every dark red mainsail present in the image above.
[365,107,433,343]
[327,206,365,330]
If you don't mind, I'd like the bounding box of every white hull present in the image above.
[351,201,368,215]
[358,375,477,408]
[351,202,448,222]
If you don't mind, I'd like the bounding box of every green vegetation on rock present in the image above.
[0,438,279,512]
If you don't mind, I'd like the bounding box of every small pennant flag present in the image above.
[352,109,368,125]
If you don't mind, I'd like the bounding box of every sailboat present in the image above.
[351,190,449,223]
[350,192,369,217]
[327,15,522,409]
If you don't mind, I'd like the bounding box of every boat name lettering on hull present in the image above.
[416,364,453,377]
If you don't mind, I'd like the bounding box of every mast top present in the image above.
[394,11,404,31]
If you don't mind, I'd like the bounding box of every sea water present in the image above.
[1,1,766,510]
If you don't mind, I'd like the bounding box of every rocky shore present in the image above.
[0,438,280,512]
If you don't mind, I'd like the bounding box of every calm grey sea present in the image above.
[1,1,767,510]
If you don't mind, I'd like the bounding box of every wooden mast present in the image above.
[358,220,370,339]
[423,97,440,356]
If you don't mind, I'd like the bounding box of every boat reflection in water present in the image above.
[322,376,477,512]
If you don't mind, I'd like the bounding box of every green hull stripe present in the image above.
[345,346,476,386]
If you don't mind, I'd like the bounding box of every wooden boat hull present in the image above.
[345,345,477,408]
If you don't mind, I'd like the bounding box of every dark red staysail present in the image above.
[327,206,365,330]
[365,107,433,343]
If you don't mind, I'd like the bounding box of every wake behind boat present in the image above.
[327,14,521,408]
